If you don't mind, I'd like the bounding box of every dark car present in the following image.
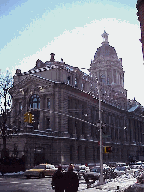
[84,167,102,183]
[84,166,114,183]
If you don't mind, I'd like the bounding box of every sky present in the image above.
[0,0,144,106]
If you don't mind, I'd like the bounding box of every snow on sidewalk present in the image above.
[0,171,24,176]
[81,174,137,191]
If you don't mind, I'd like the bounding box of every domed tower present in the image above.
[89,31,125,93]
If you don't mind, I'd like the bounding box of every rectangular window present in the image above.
[93,146,95,161]
[19,102,22,112]
[47,98,50,109]
[91,125,93,137]
[70,145,73,161]
[47,118,50,129]
[75,77,77,87]
[68,118,73,135]
[82,122,85,135]
[67,76,70,85]
[85,146,88,161]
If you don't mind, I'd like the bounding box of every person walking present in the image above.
[52,165,64,192]
[64,164,79,192]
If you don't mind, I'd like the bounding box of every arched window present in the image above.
[29,94,40,109]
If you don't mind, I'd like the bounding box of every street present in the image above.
[0,173,138,192]
[0,176,52,192]
[0,175,90,192]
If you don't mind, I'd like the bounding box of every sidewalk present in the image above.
[80,175,137,192]
[0,171,24,178]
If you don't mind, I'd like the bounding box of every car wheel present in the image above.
[39,173,43,179]
[26,176,31,179]
[114,173,117,177]
[93,179,96,183]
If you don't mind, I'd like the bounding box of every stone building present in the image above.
[136,0,144,59]
[1,31,144,168]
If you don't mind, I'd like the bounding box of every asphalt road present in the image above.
[0,175,88,192]
[0,175,54,192]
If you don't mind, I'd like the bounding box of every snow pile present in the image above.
[0,171,24,176]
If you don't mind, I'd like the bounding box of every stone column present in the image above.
[86,102,91,138]
[116,70,118,84]
[112,69,114,84]
[54,87,60,132]
[105,70,107,85]
[130,119,134,142]
[61,88,67,132]
[39,95,44,131]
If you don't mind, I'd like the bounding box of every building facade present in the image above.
[1,32,144,168]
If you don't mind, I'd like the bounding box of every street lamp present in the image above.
[96,78,103,185]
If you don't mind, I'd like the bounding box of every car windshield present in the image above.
[90,168,101,173]
[49,165,55,169]
[33,165,46,169]
[131,165,141,169]
[79,166,85,170]
[116,167,126,171]
[74,166,80,171]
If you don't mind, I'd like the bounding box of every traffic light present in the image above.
[24,112,29,122]
[29,112,35,124]
[104,146,112,153]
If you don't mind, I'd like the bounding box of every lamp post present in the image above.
[96,78,103,185]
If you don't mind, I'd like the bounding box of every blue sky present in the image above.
[0,0,144,106]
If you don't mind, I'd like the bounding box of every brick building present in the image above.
[1,31,144,168]
[136,0,144,59]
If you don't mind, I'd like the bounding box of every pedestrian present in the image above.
[64,164,79,192]
[52,165,64,192]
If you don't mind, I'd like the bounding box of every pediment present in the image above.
[10,74,54,96]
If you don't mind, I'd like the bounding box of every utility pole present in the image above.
[97,79,103,185]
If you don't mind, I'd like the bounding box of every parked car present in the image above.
[84,166,101,183]
[124,166,133,175]
[130,164,142,177]
[23,164,57,179]
[116,162,127,167]
[107,162,117,168]
[114,166,126,176]
[62,164,85,179]
[77,165,90,179]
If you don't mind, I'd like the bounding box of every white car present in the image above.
[124,166,133,175]
[130,164,142,177]
[114,166,126,176]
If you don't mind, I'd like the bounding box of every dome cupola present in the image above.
[94,30,118,59]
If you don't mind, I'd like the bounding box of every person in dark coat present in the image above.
[52,165,64,192]
[64,164,79,192]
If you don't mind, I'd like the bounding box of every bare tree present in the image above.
[0,69,13,158]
